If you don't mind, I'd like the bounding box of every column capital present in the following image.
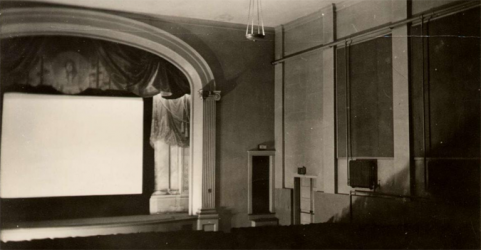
[199,90,221,101]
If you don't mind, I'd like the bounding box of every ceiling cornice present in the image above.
[0,0,276,33]
[126,12,276,33]
[6,0,345,27]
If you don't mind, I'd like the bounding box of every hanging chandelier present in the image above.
[245,0,265,41]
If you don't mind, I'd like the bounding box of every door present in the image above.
[300,178,314,224]
[294,177,314,225]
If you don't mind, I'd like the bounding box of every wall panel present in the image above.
[274,188,292,225]
[336,0,393,38]
[412,0,462,15]
[284,50,323,188]
[284,13,323,56]
[276,0,480,228]
[336,37,394,158]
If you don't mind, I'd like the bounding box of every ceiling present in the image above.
[23,0,345,27]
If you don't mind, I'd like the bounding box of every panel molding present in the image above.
[247,150,276,215]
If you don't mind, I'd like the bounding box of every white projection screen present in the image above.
[0,93,143,198]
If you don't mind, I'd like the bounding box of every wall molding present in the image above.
[121,12,276,33]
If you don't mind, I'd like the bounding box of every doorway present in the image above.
[294,176,315,225]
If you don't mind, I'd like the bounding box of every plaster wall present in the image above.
[412,0,463,15]
[274,0,478,226]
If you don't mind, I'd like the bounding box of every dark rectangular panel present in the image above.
[410,7,480,158]
[252,156,270,214]
[427,7,480,158]
[348,159,377,189]
[336,36,394,157]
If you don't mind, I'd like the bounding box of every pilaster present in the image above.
[392,0,409,22]
[391,1,410,195]
[274,25,285,189]
[321,3,336,194]
[274,26,284,60]
[321,47,336,194]
[392,25,410,195]
[197,91,220,231]
[274,63,284,188]
[322,3,335,44]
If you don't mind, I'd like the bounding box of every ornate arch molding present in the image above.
[0,7,219,222]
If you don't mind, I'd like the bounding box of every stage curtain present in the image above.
[150,94,190,147]
[94,40,190,98]
[0,37,46,86]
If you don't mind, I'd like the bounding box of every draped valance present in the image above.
[0,36,190,98]
[95,40,190,98]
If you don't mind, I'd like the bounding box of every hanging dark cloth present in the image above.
[0,37,46,86]
[94,40,190,98]
[1,36,190,99]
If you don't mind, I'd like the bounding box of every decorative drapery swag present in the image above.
[150,94,191,147]
[94,40,190,98]
[0,36,190,98]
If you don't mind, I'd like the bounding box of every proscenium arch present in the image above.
[0,7,215,215]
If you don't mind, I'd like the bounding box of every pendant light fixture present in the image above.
[246,0,265,41]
